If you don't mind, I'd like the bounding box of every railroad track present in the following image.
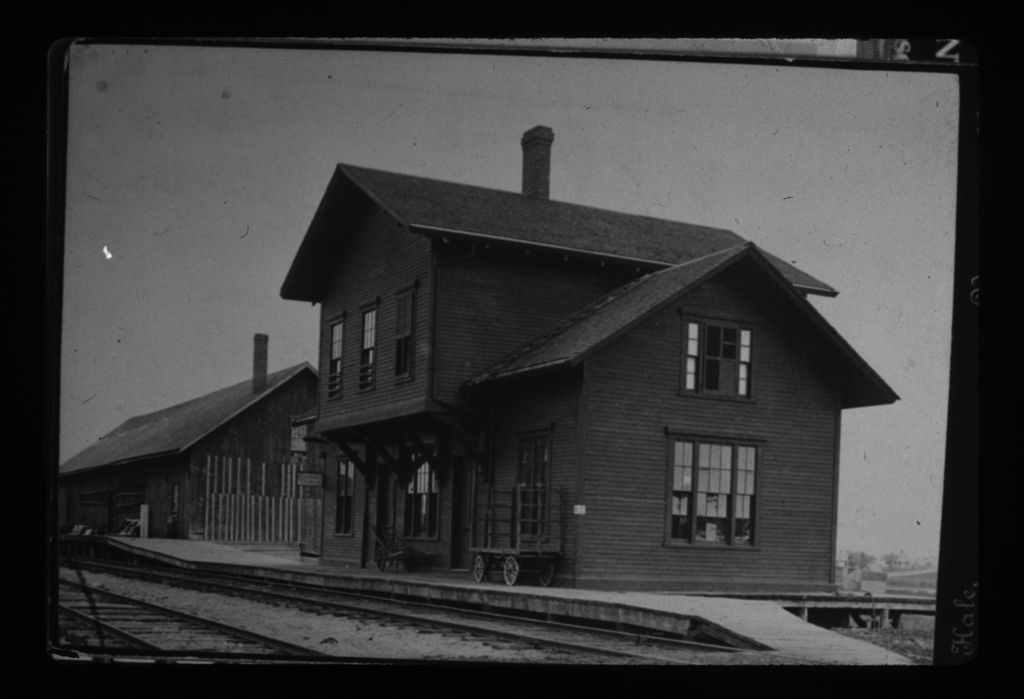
[59,559,749,664]
[57,579,326,659]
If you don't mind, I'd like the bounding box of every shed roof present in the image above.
[469,244,898,409]
[60,363,316,476]
[280,164,837,302]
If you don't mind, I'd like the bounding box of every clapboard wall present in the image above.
[316,203,433,426]
[578,263,843,591]
[433,247,634,409]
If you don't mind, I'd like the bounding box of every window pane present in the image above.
[723,327,737,343]
[681,442,693,467]
[706,325,721,356]
[698,469,708,492]
[710,444,721,469]
[699,443,710,468]
[705,359,720,390]
[740,346,750,363]
[673,465,683,491]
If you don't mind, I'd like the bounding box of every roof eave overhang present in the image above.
[742,250,899,407]
[281,166,407,303]
[411,223,668,270]
[59,448,183,479]
[467,358,577,388]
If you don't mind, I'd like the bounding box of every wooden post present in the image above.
[205,455,211,540]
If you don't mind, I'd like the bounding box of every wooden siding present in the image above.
[317,206,433,424]
[320,452,369,566]
[187,372,317,540]
[580,264,843,590]
[59,454,189,538]
[485,371,581,585]
[433,249,633,408]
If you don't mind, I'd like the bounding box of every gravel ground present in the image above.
[57,568,617,663]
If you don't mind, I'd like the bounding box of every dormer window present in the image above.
[682,319,752,398]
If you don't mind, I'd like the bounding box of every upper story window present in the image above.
[669,439,756,546]
[290,422,309,453]
[359,307,377,390]
[327,319,344,399]
[394,289,415,380]
[683,319,753,398]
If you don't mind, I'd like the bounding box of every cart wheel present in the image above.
[502,555,520,586]
[537,558,555,587]
[472,554,488,583]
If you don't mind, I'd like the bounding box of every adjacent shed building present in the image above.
[59,336,319,542]
[280,126,898,592]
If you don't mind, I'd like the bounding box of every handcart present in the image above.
[470,485,561,587]
[372,525,421,572]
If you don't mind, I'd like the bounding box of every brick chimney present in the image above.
[253,333,268,394]
[521,125,554,199]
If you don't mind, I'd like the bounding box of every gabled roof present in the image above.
[280,164,837,302]
[60,363,317,477]
[468,244,898,409]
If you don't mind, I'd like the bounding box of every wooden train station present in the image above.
[277,125,898,592]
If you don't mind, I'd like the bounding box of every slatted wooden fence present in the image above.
[202,454,317,543]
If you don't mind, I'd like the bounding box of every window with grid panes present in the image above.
[682,320,752,398]
[669,438,756,545]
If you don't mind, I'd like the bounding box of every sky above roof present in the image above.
[59,40,959,559]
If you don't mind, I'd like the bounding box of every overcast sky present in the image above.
[59,40,960,560]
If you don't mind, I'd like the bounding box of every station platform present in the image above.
[66,536,914,665]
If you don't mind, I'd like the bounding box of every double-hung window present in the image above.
[359,307,377,389]
[404,461,439,538]
[335,458,354,534]
[682,319,752,398]
[394,290,415,380]
[327,319,344,398]
[669,438,757,545]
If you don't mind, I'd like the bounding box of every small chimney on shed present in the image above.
[253,333,268,394]
[521,125,554,199]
